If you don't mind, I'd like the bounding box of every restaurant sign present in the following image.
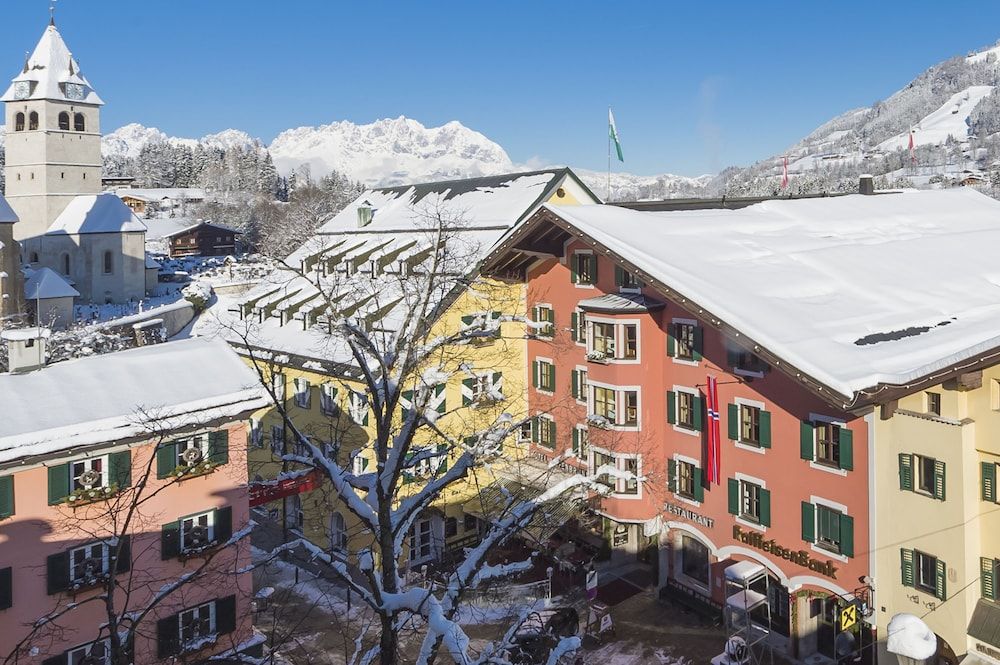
[664,502,715,528]
[733,526,840,579]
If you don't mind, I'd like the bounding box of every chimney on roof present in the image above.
[2,327,50,373]
[859,174,875,195]
[357,202,373,228]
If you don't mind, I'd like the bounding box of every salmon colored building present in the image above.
[0,337,267,664]
[482,186,1000,662]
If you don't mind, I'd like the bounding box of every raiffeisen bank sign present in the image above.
[733,526,840,579]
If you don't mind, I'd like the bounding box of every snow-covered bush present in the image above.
[181,280,213,312]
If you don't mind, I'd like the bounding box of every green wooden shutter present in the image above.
[800,422,814,460]
[548,364,556,391]
[209,430,230,465]
[215,594,237,635]
[801,501,815,543]
[727,478,739,515]
[531,417,538,443]
[113,534,131,574]
[548,420,556,449]
[839,427,854,471]
[759,411,772,448]
[156,443,177,479]
[933,460,946,501]
[667,328,676,357]
[590,255,598,283]
[935,558,947,600]
[901,549,914,587]
[461,314,474,326]
[692,467,704,502]
[727,404,739,440]
[531,361,539,389]
[900,454,915,492]
[157,614,181,658]
[571,312,579,342]
[692,326,704,362]
[47,463,69,505]
[161,521,180,560]
[401,389,414,417]
[839,514,854,557]
[437,443,449,472]
[436,384,446,414]
[462,378,475,406]
[667,391,676,424]
[0,567,11,610]
[614,265,624,287]
[215,506,233,544]
[571,369,579,400]
[109,450,132,489]
[46,551,70,595]
[982,461,997,502]
[668,459,677,492]
[981,557,997,601]
[0,475,13,519]
[570,254,578,283]
[693,395,703,431]
[759,488,771,527]
[572,428,580,456]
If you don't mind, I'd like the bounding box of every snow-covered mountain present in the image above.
[268,116,514,186]
[575,169,713,201]
[101,123,263,160]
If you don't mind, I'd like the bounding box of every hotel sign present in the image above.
[733,526,840,580]
[664,502,715,528]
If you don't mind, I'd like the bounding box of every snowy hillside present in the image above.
[877,86,993,152]
[102,123,263,160]
[268,116,514,186]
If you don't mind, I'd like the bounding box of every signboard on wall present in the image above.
[249,470,319,507]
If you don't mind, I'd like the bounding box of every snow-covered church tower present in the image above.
[1,18,103,243]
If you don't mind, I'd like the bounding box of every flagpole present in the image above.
[607,106,612,202]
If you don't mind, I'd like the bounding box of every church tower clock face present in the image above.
[13,81,30,99]
[65,83,84,100]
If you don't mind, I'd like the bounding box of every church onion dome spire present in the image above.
[0,23,103,105]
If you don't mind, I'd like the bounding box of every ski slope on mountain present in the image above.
[877,86,993,151]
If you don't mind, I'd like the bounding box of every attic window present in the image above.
[357,205,373,228]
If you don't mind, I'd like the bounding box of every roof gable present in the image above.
[46,193,147,235]
[24,267,79,299]
[1,24,103,105]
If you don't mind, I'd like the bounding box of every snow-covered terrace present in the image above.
[491,188,1000,402]
[0,337,268,465]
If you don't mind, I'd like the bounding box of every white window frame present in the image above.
[349,391,369,425]
[330,512,348,552]
[572,249,596,289]
[248,418,263,449]
[293,377,311,409]
[914,454,937,496]
[572,424,589,460]
[589,446,643,499]
[176,433,210,469]
[672,385,700,438]
[536,414,556,449]
[178,600,217,648]
[270,424,284,455]
[409,518,435,564]
[67,639,111,665]
[535,356,556,395]
[533,303,554,338]
[589,379,642,431]
[586,316,641,364]
[471,373,502,404]
[808,495,850,563]
[734,397,767,454]
[69,541,110,585]
[670,317,700,366]
[573,365,588,405]
[180,510,216,553]
[734,472,767,533]
[808,412,848,477]
[271,372,286,399]
[320,383,338,416]
[672,453,702,507]
[352,454,369,475]
[71,455,109,492]
[573,309,587,346]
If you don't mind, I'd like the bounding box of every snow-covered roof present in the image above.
[142,217,195,241]
[0,337,268,465]
[116,188,206,201]
[24,266,79,300]
[144,253,161,270]
[218,169,594,363]
[577,292,665,313]
[160,220,240,239]
[46,193,147,235]
[525,188,1000,399]
[1,24,103,105]
[0,327,51,341]
[0,196,17,224]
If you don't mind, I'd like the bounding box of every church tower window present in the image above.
[73,113,85,131]
[14,113,24,131]
[58,112,69,130]
[61,253,71,277]
[29,111,39,130]
[102,251,114,275]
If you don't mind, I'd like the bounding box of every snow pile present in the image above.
[886,613,937,661]
[182,280,213,311]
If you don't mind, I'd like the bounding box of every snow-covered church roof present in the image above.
[0,23,103,105]
[0,196,17,224]
[0,338,268,465]
[24,266,79,300]
[46,193,147,235]
[492,188,1000,400]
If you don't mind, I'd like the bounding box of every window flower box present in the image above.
[171,460,221,481]
[66,484,120,507]
[586,350,611,364]
[587,415,613,430]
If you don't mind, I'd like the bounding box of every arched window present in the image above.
[29,111,39,130]
[14,112,24,131]
[102,250,113,275]
[61,253,71,276]
[58,112,69,130]
[73,112,85,132]
[330,512,347,552]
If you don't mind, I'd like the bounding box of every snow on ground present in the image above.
[251,546,361,618]
[878,86,993,151]
[584,641,689,665]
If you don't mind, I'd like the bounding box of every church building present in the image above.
[1,19,148,307]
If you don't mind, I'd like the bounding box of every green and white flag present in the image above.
[608,108,624,162]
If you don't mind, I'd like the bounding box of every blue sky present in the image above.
[3,1,1000,176]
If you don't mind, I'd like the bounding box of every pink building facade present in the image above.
[485,207,874,662]
[0,338,267,664]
